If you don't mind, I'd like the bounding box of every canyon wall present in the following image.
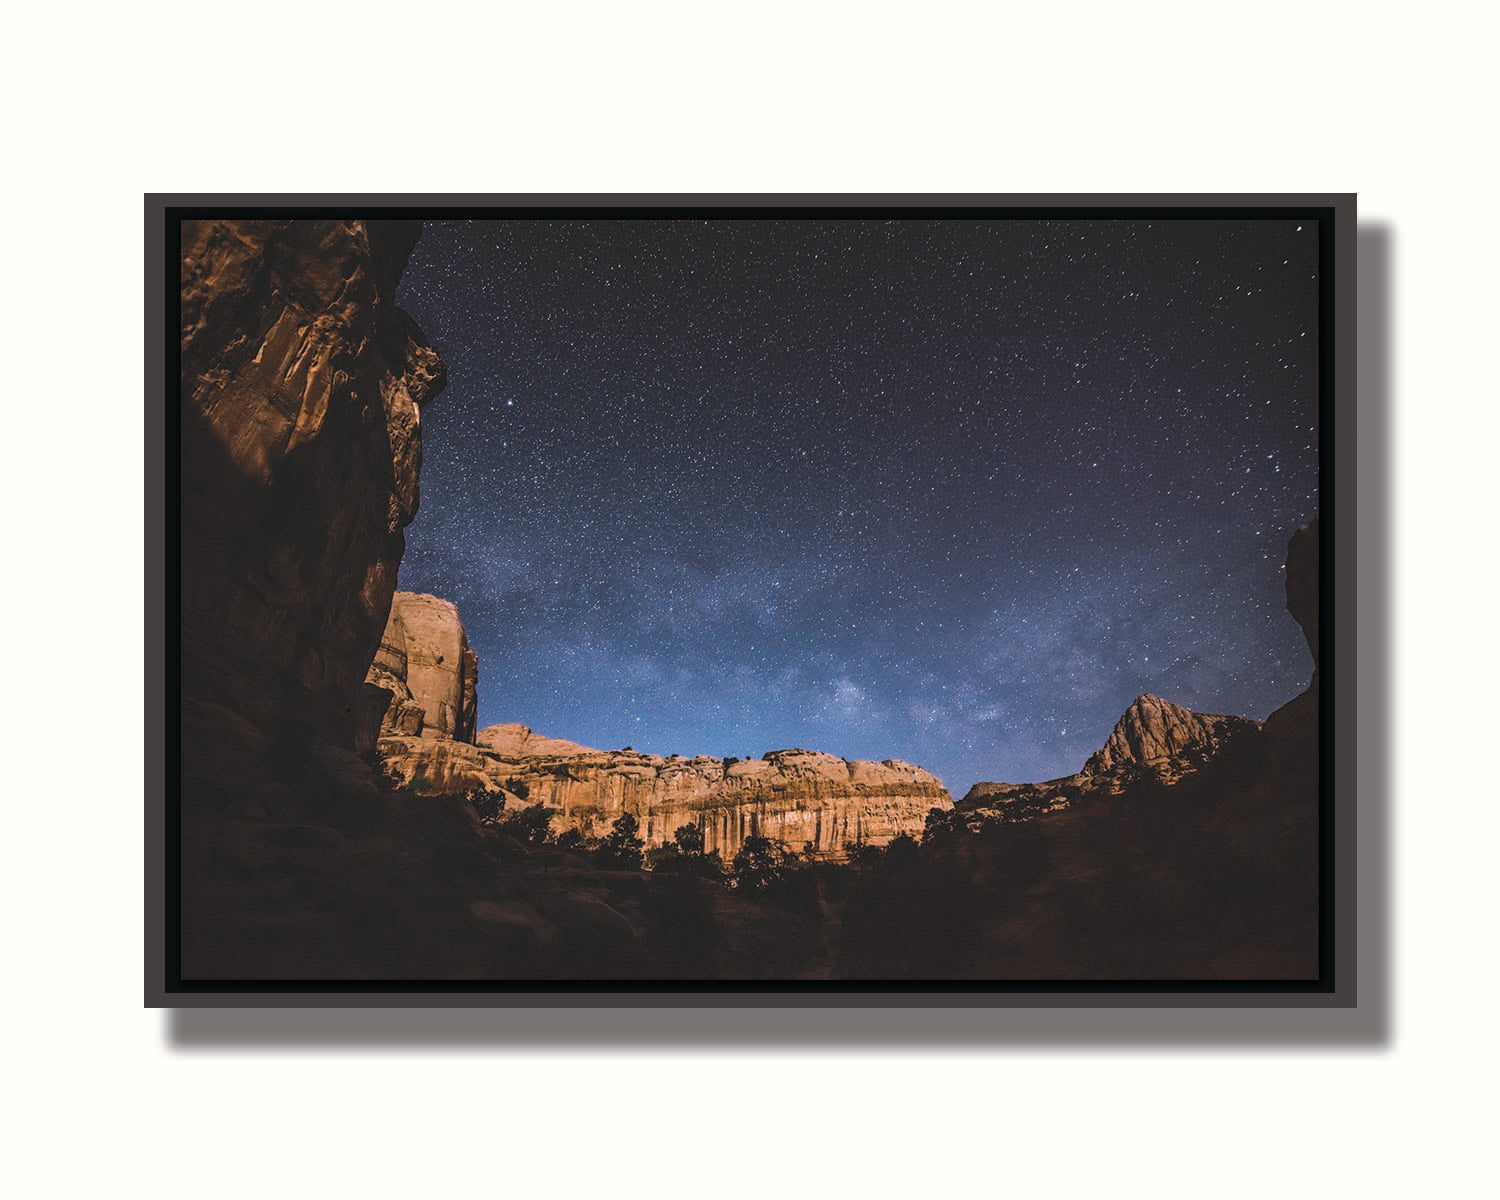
[363,593,951,860]
[377,721,952,860]
[180,219,445,811]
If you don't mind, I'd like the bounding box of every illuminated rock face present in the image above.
[361,589,952,860]
[1081,694,1261,779]
[179,218,445,811]
[365,592,479,743]
[376,722,952,861]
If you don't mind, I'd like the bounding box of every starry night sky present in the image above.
[393,217,1319,797]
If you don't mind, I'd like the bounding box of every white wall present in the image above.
[6,3,1494,1196]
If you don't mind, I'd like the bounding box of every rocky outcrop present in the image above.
[862,518,1322,980]
[951,520,1317,831]
[180,219,445,812]
[1285,517,1319,674]
[950,694,1262,827]
[948,693,1266,834]
[1262,517,1321,760]
[1081,694,1260,779]
[375,723,952,860]
[364,592,478,742]
[477,724,596,758]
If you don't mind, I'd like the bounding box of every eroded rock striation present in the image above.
[376,721,951,860]
[365,592,479,742]
[180,219,445,811]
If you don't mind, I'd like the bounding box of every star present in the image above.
[394,216,1319,793]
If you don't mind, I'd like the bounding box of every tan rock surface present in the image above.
[376,726,952,861]
[365,592,479,742]
[1081,694,1260,778]
[476,723,599,757]
[365,604,425,736]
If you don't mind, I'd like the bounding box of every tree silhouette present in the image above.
[467,788,503,823]
[884,833,920,867]
[500,802,556,844]
[597,811,645,870]
[645,840,684,871]
[731,835,781,890]
[674,823,705,855]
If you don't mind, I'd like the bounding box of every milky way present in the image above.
[393,217,1320,796]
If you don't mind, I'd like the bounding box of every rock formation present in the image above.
[950,694,1262,827]
[1261,517,1320,768]
[179,219,445,812]
[1080,694,1260,779]
[848,518,1322,981]
[358,585,952,861]
[365,592,479,742]
[375,720,952,861]
[951,519,1318,832]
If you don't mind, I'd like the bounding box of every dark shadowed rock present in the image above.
[1285,516,1319,672]
[180,219,445,814]
[1262,517,1321,771]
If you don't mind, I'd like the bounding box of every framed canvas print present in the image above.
[150,195,1355,1007]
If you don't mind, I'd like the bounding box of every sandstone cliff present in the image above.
[180,219,445,812]
[376,721,952,861]
[365,592,479,742]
